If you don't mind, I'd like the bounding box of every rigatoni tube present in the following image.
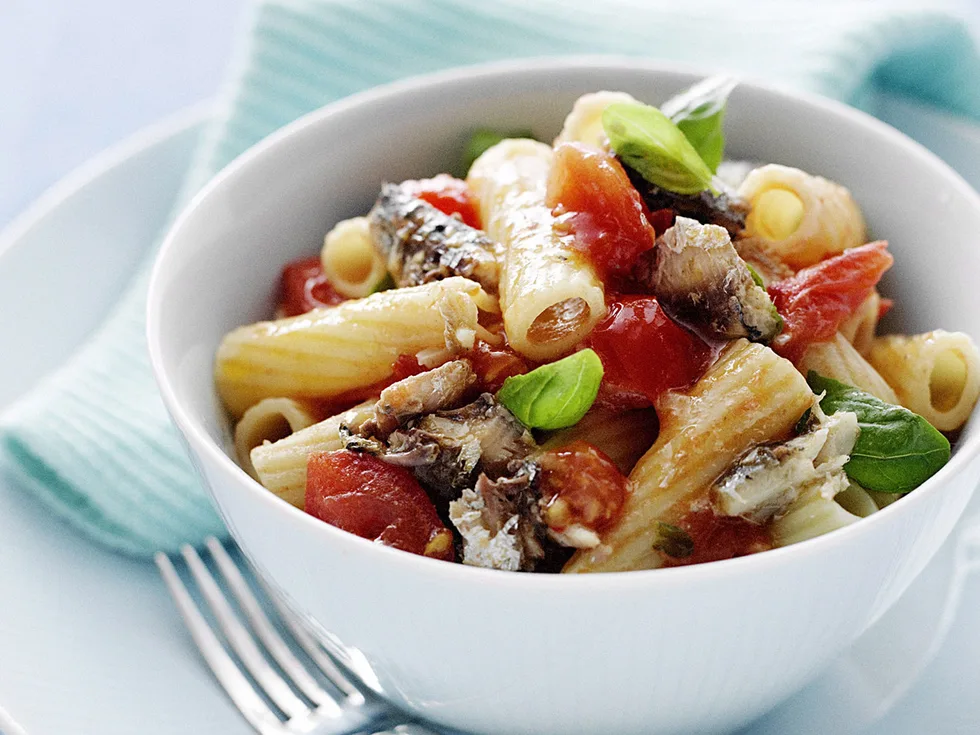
[215,277,496,418]
[250,402,374,509]
[564,340,814,573]
[868,330,980,432]
[467,139,606,361]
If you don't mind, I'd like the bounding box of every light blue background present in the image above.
[0,0,246,228]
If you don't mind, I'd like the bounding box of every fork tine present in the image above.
[155,552,285,735]
[204,538,343,716]
[180,545,310,720]
[252,571,363,702]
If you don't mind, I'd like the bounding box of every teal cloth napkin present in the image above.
[3,0,980,557]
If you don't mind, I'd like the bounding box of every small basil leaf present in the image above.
[660,76,737,174]
[496,349,604,430]
[653,522,694,558]
[602,102,715,195]
[461,128,537,174]
[808,372,950,493]
[370,272,395,294]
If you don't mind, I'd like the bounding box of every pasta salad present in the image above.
[215,77,980,573]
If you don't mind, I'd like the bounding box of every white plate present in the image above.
[1,94,979,735]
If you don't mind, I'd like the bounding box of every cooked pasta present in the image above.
[564,340,814,573]
[554,91,639,149]
[833,483,878,518]
[320,216,388,298]
[737,164,866,269]
[838,291,882,356]
[250,402,374,509]
[215,277,496,418]
[216,80,975,573]
[771,488,860,547]
[234,398,318,480]
[797,333,898,404]
[467,139,607,361]
[868,330,980,431]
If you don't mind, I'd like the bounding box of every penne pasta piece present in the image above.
[554,90,639,149]
[235,398,319,480]
[564,340,814,573]
[539,408,659,476]
[250,402,374,509]
[215,277,497,418]
[467,139,607,361]
[320,216,388,298]
[771,488,860,547]
[838,291,882,356]
[737,164,866,269]
[797,332,898,404]
[868,330,980,432]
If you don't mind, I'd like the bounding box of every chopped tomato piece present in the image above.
[660,505,772,568]
[403,174,481,228]
[539,441,628,535]
[768,241,894,362]
[469,339,532,392]
[592,380,653,412]
[306,450,454,561]
[278,256,347,316]
[546,142,656,283]
[646,208,676,236]
[588,296,715,404]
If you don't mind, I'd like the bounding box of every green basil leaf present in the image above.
[497,349,604,430]
[602,102,715,195]
[652,522,694,559]
[808,372,950,493]
[460,128,537,174]
[745,262,765,289]
[660,76,737,174]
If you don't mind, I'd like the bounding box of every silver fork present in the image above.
[155,537,441,735]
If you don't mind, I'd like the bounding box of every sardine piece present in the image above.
[370,359,477,437]
[636,216,782,343]
[368,183,500,292]
[627,168,749,239]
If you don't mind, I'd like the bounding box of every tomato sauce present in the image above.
[661,503,772,568]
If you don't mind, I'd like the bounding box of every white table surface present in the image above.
[4,2,980,734]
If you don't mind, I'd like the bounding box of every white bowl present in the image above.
[146,58,980,735]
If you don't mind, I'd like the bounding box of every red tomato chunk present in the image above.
[278,256,347,316]
[768,241,893,362]
[539,441,629,535]
[306,450,454,561]
[588,296,715,404]
[403,174,481,229]
[546,142,656,283]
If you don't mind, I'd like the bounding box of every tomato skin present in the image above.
[539,441,629,535]
[305,450,454,561]
[588,296,715,404]
[403,174,481,228]
[279,256,347,316]
[768,241,893,362]
[546,142,656,283]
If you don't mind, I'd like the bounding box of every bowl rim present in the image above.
[147,54,980,590]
